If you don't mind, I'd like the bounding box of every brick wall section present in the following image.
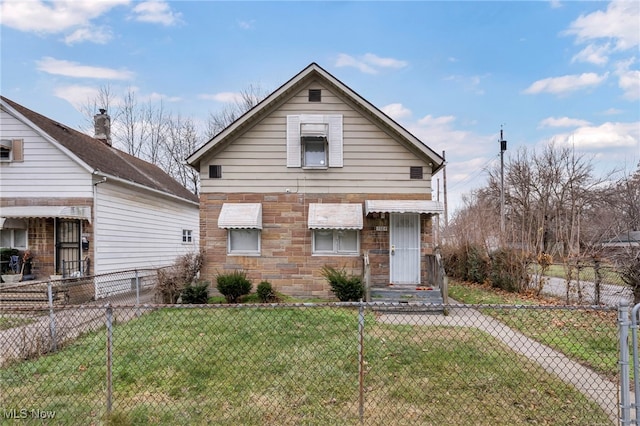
[200,193,436,298]
[1,198,93,279]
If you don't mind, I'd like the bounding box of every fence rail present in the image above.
[1,301,621,425]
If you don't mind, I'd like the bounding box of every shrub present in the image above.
[620,253,640,304]
[488,248,530,293]
[321,266,364,302]
[181,281,210,304]
[257,281,275,303]
[216,270,252,303]
[442,244,488,284]
[156,251,204,304]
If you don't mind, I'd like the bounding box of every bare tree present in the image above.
[205,83,268,139]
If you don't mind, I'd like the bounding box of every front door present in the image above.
[389,213,420,284]
[55,219,81,276]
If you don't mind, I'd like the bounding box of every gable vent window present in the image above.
[209,165,222,179]
[0,139,24,162]
[308,89,321,102]
[410,166,423,180]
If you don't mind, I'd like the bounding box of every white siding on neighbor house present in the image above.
[93,181,199,274]
[200,82,434,195]
[0,109,93,198]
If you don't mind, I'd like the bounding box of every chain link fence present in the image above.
[1,300,620,425]
[530,261,630,306]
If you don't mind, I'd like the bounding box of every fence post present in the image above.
[135,270,140,305]
[47,281,57,352]
[594,259,602,306]
[106,304,113,415]
[619,301,631,426]
[632,303,640,424]
[358,301,365,425]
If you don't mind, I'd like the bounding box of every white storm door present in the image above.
[389,213,420,285]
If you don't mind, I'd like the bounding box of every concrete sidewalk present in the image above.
[377,302,621,425]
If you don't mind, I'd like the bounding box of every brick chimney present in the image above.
[94,108,112,146]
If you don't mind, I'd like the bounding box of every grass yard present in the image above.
[450,280,619,379]
[0,313,37,330]
[0,306,611,425]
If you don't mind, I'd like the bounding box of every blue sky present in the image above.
[1,0,639,213]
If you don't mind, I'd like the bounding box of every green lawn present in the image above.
[1,306,611,425]
[450,280,619,378]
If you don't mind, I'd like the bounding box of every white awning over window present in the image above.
[218,203,262,229]
[0,206,92,223]
[0,218,27,229]
[365,200,444,215]
[308,203,363,229]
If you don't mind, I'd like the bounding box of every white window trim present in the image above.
[312,229,360,256]
[287,115,343,168]
[227,229,261,256]
[182,229,193,243]
[0,228,28,250]
[0,139,23,163]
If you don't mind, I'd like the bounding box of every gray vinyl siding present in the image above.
[200,82,433,194]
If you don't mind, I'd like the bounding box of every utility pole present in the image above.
[442,150,448,229]
[499,128,507,235]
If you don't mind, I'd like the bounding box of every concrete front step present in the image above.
[369,286,443,304]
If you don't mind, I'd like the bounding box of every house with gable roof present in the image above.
[187,63,445,299]
[0,96,199,291]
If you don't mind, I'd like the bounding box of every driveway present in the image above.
[534,274,631,306]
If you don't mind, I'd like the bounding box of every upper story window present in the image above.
[209,165,222,179]
[0,139,23,163]
[286,115,343,169]
[182,229,193,243]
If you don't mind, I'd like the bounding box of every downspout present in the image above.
[92,173,107,299]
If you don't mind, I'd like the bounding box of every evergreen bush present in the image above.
[321,266,364,302]
[181,281,210,304]
[257,281,275,303]
[216,270,252,303]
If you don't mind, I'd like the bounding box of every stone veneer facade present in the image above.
[201,193,436,298]
[1,198,93,279]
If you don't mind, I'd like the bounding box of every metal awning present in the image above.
[0,217,27,229]
[308,203,363,229]
[365,200,444,215]
[1,206,92,223]
[218,203,262,229]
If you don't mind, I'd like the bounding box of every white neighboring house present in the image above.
[0,96,199,296]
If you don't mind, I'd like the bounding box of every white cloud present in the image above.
[131,0,182,26]
[565,1,640,51]
[549,0,562,9]
[53,85,102,108]
[237,20,255,30]
[381,103,411,120]
[549,122,640,150]
[601,108,623,116]
[417,114,456,127]
[335,53,408,75]
[571,43,610,66]
[538,116,592,128]
[618,69,640,101]
[198,92,244,103]
[36,57,135,80]
[64,26,113,45]
[523,72,607,95]
[0,0,129,33]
